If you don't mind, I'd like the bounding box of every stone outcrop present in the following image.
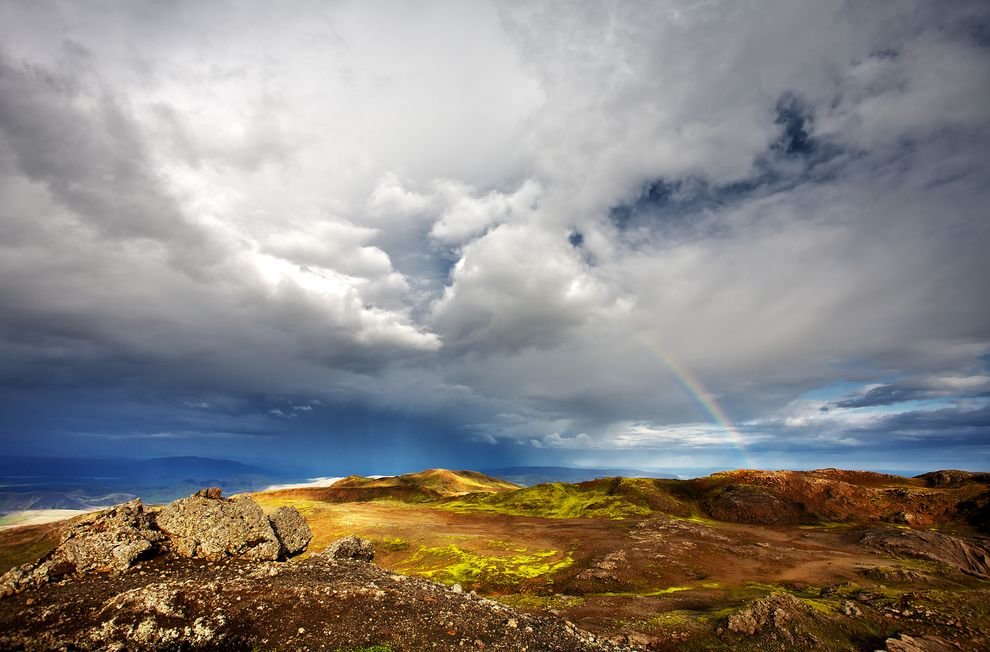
[1,499,163,596]
[269,506,311,556]
[726,592,804,636]
[0,550,627,652]
[323,535,375,561]
[861,528,990,579]
[1,491,311,597]
[156,492,283,561]
[723,592,828,651]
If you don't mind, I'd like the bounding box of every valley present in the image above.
[1,467,988,650]
[243,469,990,649]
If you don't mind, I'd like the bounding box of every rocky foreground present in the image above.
[0,490,627,651]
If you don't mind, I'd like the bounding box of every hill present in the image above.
[4,470,990,650]
[434,468,990,530]
[484,466,676,486]
[258,469,519,504]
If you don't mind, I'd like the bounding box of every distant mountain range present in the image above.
[0,456,287,512]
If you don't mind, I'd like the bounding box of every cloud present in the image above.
[0,1,988,470]
[836,375,990,408]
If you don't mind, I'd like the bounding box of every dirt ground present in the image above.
[3,491,989,650]
[247,497,990,649]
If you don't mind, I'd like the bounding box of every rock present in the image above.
[156,495,282,561]
[861,528,990,579]
[0,548,623,652]
[268,506,312,557]
[884,633,959,652]
[0,499,163,595]
[194,487,224,499]
[323,535,375,561]
[725,592,819,637]
[840,601,862,617]
[891,512,918,525]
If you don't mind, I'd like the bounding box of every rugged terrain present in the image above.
[1,468,989,650]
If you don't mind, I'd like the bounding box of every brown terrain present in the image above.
[1,468,989,651]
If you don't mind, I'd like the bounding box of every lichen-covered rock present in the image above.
[727,592,802,636]
[268,506,312,557]
[156,494,281,561]
[861,528,990,579]
[723,592,826,650]
[0,499,162,595]
[323,535,374,561]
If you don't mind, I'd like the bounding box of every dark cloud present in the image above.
[0,1,988,471]
[837,379,990,408]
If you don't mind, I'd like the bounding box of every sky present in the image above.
[0,0,988,475]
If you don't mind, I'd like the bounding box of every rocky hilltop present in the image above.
[0,489,625,651]
[2,471,990,651]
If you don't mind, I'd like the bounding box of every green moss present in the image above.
[799,597,842,615]
[394,544,573,588]
[375,536,408,552]
[440,482,651,520]
[590,581,721,598]
[634,609,699,629]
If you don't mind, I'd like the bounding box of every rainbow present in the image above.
[638,339,756,469]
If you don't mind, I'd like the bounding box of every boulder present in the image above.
[194,487,224,499]
[156,494,281,561]
[727,593,804,636]
[1,499,162,595]
[323,535,375,561]
[268,506,312,557]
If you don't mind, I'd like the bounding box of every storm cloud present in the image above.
[0,1,988,472]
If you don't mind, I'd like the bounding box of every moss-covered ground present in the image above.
[394,544,573,590]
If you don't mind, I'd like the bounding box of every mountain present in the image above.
[483,466,676,486]
[0,456,287,510]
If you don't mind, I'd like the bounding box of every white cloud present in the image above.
[0,1,987,465]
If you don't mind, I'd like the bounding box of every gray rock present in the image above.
[156,495,281,561]
[323,535,375,561]
[1,499,162,595]
[268,506,312,557]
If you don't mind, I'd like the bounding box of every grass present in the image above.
[394,544,573,589]
[0,538,56,574]
[375,536,409,552]
[440,482,652,519]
